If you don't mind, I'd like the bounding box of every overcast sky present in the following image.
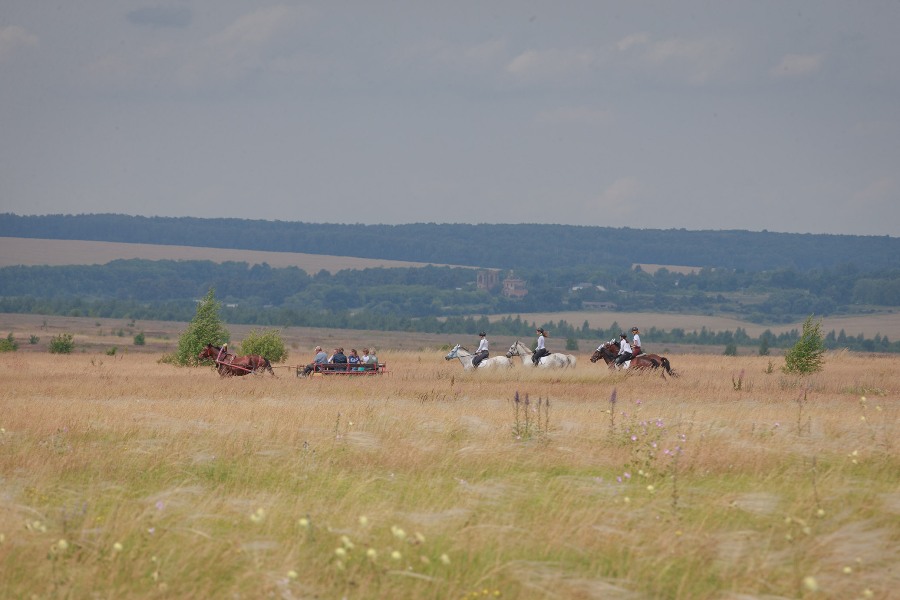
[2,2,898,236]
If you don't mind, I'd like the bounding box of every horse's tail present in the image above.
[661,357,676,377]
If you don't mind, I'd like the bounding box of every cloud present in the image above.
[591,177,646,221]
[126,6,193,29]
[0,25,38,62]
[616,33,733,84]
[535,106,612,127]
[177,5,308,86]
[506,47,596,80]
[852,176,895,208]
[770,53,824,78]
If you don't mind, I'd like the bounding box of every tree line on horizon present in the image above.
[0,259,897,354]
[2,212,900,272]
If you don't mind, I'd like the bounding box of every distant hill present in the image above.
[2,213,899,272]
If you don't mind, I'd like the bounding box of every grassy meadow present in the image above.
[1,349,898,599]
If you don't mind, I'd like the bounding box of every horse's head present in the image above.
[505,340,523,358]
[198,344,217,360]
[590,349,602,363]
[445,344,461,360]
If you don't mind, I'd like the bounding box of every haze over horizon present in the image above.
[2,2,898,237]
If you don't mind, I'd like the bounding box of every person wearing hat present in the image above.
[615,333,634,368]
[631,327,642,356]
[472,331,489,368]
[532,328,550,365]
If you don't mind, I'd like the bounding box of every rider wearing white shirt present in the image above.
[615,334,634,367]
[472,332,489,368]
[533,328,550,365]
[631,327,642,356]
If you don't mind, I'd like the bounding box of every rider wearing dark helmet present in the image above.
[472,331,489,368]
[532,328,551,365]
[631,327,642,356]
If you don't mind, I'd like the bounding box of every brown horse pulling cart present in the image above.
[198,344,276,377]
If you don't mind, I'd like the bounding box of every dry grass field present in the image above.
[0,237,461,273]
[1,347,898,599]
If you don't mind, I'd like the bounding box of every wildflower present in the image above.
[646,485,655,493]
[842,566,852,574]
[335,547,347,558]
[57,539,69,552]
[298,517,310,528]
[624,472,631,479]
[340,535,354,550]
[863,589,874,598]
[147,527,155,535]
[287,570,298,579]
[414,532,426,544]
[440,553,451,565]
[391,525,406,540]
[802,576,818,592]
[155,501,164,511]
[391,550,402,561]
[366,548,378,560]
[816,508,825,518]
[630,435,637,442]
[420,555,431,565]
[623,497,631,504]
[112,542,123,552]
[250,508,266,523]
[358,515,368,527]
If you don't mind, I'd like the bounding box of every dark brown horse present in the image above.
[590,340,677,377]
[198,344,275,377]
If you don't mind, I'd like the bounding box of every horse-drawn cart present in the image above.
[297,362,388,377]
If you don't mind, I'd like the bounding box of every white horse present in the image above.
[505,340,576,368]
[444,344,512,371]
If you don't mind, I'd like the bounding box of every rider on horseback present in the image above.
[472,332,489,368]
[615,333,634,368]
[532,328,550,365]
[631,327,642,356]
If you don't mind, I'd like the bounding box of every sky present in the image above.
[1,2,898,236]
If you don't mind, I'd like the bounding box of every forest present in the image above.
[1,213,898,353]
[3,212,900,272]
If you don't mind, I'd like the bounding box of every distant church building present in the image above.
[502,272,528,299]
[476,269,501,291]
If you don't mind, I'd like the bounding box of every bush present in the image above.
[173,289,230,366]
[106,347,117,356]
[782,315,826,374]
[29,335,39,344]
[0,333,18,352]
[239,329,288,363]
[49,333,75,354]
[723,342,738,356]
[134,332,146,346]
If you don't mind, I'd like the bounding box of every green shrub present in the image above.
[106,347,117,356]
[29,335,39,344]
[173,289,230,366]
[133,332,146,346]
[0,333,18,352]
[49,333,75,354]
[724,342,737,356]
[782,315,826,374]
[239,329,287,363]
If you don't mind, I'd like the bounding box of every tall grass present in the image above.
[1,351,897,598]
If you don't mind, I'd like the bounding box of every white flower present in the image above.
[802,576,818,592]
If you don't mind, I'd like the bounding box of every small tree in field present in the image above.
[49,333,75,354]
[172,289,230,366]
[239,329,288,363]
[782,315,826,375]
[0,333,18,352]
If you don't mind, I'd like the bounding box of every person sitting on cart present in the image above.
[300,345,328,376]
[330,347,347,364]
